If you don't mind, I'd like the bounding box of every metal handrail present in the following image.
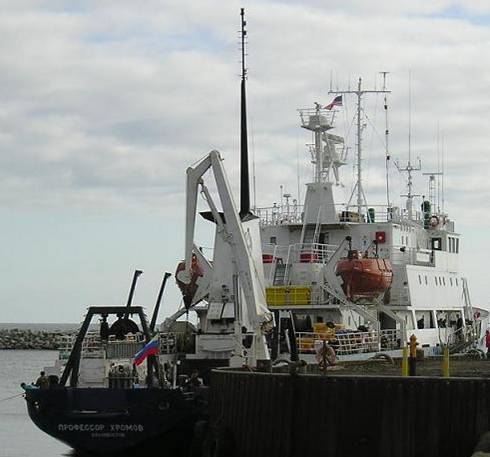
[256,202,426,226]
[296,329,401,355]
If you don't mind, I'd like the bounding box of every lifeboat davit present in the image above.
[175,254,203,309]
[335,250,393,301]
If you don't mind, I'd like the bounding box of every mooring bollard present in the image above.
[442,346,450,378]
[401,346,409,376]
[409,334,418,376]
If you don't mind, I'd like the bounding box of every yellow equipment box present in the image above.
[266,286,311,306]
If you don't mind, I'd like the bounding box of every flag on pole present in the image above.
[133,335,159,366]
[325,95,343,110]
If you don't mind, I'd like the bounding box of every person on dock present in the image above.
[485,329,490,358]
[184,370,203,390]
[35,371,49,389]
[456,314,464,341]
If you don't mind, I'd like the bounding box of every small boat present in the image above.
[335,249,393,301]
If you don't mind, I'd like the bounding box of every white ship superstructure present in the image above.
[256,86,487,361]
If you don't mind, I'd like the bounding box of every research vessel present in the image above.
[23,302,208,455]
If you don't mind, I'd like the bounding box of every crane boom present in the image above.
[178,150,272,364]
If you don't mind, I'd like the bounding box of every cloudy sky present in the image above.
[1,0,490,322]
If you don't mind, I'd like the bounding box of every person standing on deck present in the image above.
[35,371,49,389]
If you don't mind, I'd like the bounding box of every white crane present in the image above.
[177,150,273,367]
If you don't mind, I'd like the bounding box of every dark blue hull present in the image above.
[25,387,208,455]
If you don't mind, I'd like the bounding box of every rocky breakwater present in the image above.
[0,328,73,350]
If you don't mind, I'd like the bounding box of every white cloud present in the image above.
[2,0,490,318]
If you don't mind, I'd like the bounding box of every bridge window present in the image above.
[270,236,277,245]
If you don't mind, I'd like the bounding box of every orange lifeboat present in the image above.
[175,254,203,309]
[335,250,393,301]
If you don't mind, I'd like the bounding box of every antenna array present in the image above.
[329,77,390,216]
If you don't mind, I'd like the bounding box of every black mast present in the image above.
[240,8,252,220]
[150,272,172,332]
[124,269,143,319]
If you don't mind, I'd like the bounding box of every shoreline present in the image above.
[0,329,74,350]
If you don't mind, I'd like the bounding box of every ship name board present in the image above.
[58,424,144,432]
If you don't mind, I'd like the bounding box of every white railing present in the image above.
[263,243,337,286]
[57,332,105,359]
[287,243,337,265]
[438,320,482,348]
[296,329,401,356]
[57,332,159,360]
[256,202,426,227]
[282,243,337,286]
[359,208,423,225]
[256,204,304,226]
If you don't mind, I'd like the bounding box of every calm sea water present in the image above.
[0,350,69,457]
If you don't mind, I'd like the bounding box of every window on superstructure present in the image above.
[418,275,422,285]
[434,277,438,286]
[425,276,428,285]
[450,278,453,286]
[456,278,459,287]
[431,238,442,251]
[319,232,330,245]
[270,236,277,245]
[456,239,459,253]
[443,277,446,286]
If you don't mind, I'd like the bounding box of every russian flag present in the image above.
[134,336,159,366]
